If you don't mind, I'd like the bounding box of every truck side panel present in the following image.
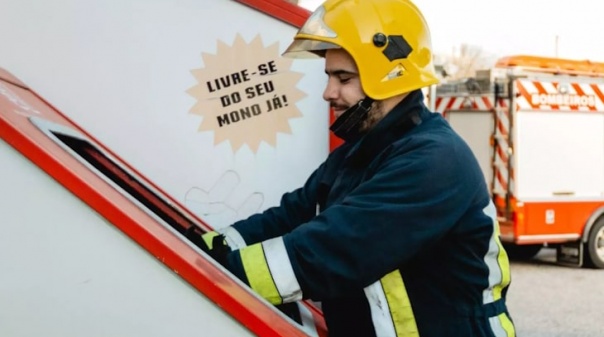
[513,201,603,244]
[446,110,494,190]
[514,111,604,199]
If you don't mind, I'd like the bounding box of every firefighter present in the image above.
[187,0,516,336]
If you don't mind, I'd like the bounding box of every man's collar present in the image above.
[344,90,429,167]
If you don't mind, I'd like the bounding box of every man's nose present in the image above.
[322,80,338,102]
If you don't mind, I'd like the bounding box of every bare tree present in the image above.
[435,44,498,81]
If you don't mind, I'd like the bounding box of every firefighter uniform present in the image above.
[194,0,517,335]
[205,90,515,337]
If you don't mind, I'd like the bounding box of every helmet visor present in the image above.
[282,5,340,58]
[282,39,340,58]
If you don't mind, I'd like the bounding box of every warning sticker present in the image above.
[187,34,306,152]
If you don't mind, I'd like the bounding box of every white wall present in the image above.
[0,0,329,229]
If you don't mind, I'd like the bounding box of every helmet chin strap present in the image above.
[329,97,375,142]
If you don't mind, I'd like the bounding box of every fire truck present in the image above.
[435,55,604,268]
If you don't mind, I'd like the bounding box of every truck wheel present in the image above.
[502,243,542,261]
[584,217,604,269]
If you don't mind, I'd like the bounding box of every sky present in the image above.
[298,0,604,63]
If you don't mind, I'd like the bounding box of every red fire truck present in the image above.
[435,55,604,268]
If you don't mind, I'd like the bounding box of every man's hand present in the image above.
[185,227,231,267]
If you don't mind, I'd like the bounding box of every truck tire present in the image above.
[502,243,542,261]
[583,217,604,269]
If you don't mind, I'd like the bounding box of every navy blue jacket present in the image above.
[222,91,516,337]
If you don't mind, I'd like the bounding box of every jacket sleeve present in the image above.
[223,131,488,304]
[215,160,324,249]
[217,143,354,248]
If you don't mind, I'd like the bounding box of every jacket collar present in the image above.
[345,90,430,167]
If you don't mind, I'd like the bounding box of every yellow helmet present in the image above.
[283,0,439,100]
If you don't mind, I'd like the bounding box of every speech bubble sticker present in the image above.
[187,34,307,153]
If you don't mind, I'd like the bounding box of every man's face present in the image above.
[322,49,365,119]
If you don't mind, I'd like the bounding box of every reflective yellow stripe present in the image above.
[491,229,516,336]
[239,243,282,305]
[493,220,512,300]
[482,201,512,302]
[496,312,516,337]
[492,221,515,337]
[201,231,219,249]
[381,271,419,337]
[484,202,516,336]
[365,271,418,337]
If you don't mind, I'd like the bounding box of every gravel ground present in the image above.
[506,248,604,337]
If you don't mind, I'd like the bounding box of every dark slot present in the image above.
[53,132,197,235]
